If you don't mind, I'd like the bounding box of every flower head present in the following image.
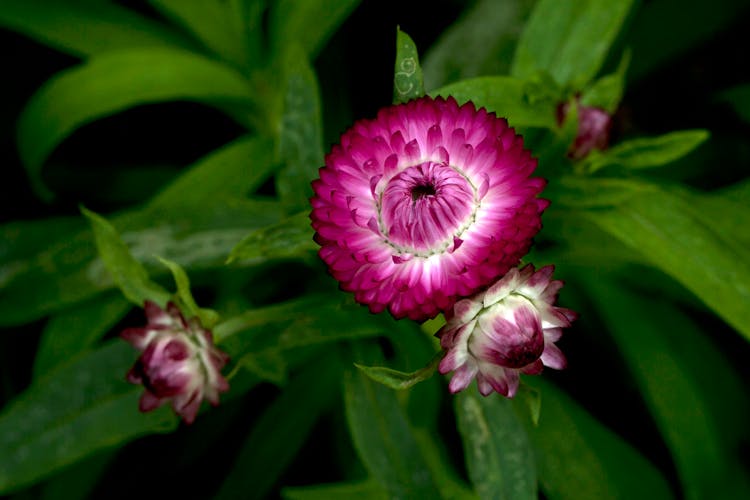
[310,96,548,321]
[558,100,612,160]
[122,301,229,424]
[438,265,576,397]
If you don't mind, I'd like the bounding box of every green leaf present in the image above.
[276,47,325,212]
[17,47,256,200]
[580,50,630,113]
[582,185,750,341]
[0,0,193,58]
[422,0,536,89]
[457,390,537,500]
[227,211,316,263]
[81,207,170,307]
[521,379,674,499]
[344,354,442,499]
[234,350,288,386]
[583,130,710,173]
[157,257,219,328]
[148,136,276,210]
[283,480,387,500]
[354,352,441,390]
[431,76,558,129]
[0,199,283,326]
[33,293,131,378]
[0,216,81,263]
[582,276,750,499]
[39,451,116,500]
[511,0,635,88]
[393,28,425,104]
[269,0,361,58]
[718,84,750,124]
[147,0,251,69]
[214,355,340,500]
[548,175,657,209]
[0,341,177,494]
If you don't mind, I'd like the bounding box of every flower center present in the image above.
[379,162,476,254]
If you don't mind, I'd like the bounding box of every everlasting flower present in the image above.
[438,265,576,397]
[122,301,229,424]
[558,100,612,160]
[310,96,548,321]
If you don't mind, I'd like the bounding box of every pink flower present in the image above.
[310,96,548,321]
[438,265,576,397]
[122,301,229,424]
[558,101,612,160]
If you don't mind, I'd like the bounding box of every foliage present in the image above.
[1,0,749,498]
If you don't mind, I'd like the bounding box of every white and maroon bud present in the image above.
[122,301,229,424]
[438,265,576,397]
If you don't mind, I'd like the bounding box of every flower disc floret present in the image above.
[438,265,576,397]
[311,96,548,321]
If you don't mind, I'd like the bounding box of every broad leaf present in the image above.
[214,355,341,500]
[17,47,256,200]
[522,379,674,499]
[33,293,131,378]
[512,0,635,88]
[344,354,442,499]
[422,0,535,88]
[81,207,170,307]
[582,185,750,341]
[583,276,750,499]
[276,47,324,212]
[269,0,361,58]
[0,341,177,494]
[283,480,386,500]
[583,130,709,172]
[227,211,317,263]
[0,0,193,58]
[147,0,251,69]
[393,28,425,103]
[457,390,537,500]
[431,76,558,129]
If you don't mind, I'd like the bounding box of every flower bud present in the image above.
[438,265,576,397]
[121,301,229,424]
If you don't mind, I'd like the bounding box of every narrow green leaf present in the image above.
[148,136,276,210]
[393,28,425,103]
[227,211,316,263]
[354,352,441,390]
[0,199,283,326]
[283,479,387,500]
[234,350,288,386]
[0,0,193,58]
[580,50,630,113]
[33,293,131,378]
[583,130,709,172]
[81,207,170,307]
[521,379,674,499]
[582,276,750,499]
[269,0,361,58]
[457,390,537,500]
[147,0,251,69]
[548,175,657,209]
[18,47,256,200]
[157,257,219,328]
[0,216,81,263]
[582,186,750,341]
[214,355,340,500]
[276,47,324,212]
[719,84,750,124]
[0,341,177,494]
[344,357,442,499]
[431,76,558,129]
[422,0,536,88]
[512,0,635,88]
